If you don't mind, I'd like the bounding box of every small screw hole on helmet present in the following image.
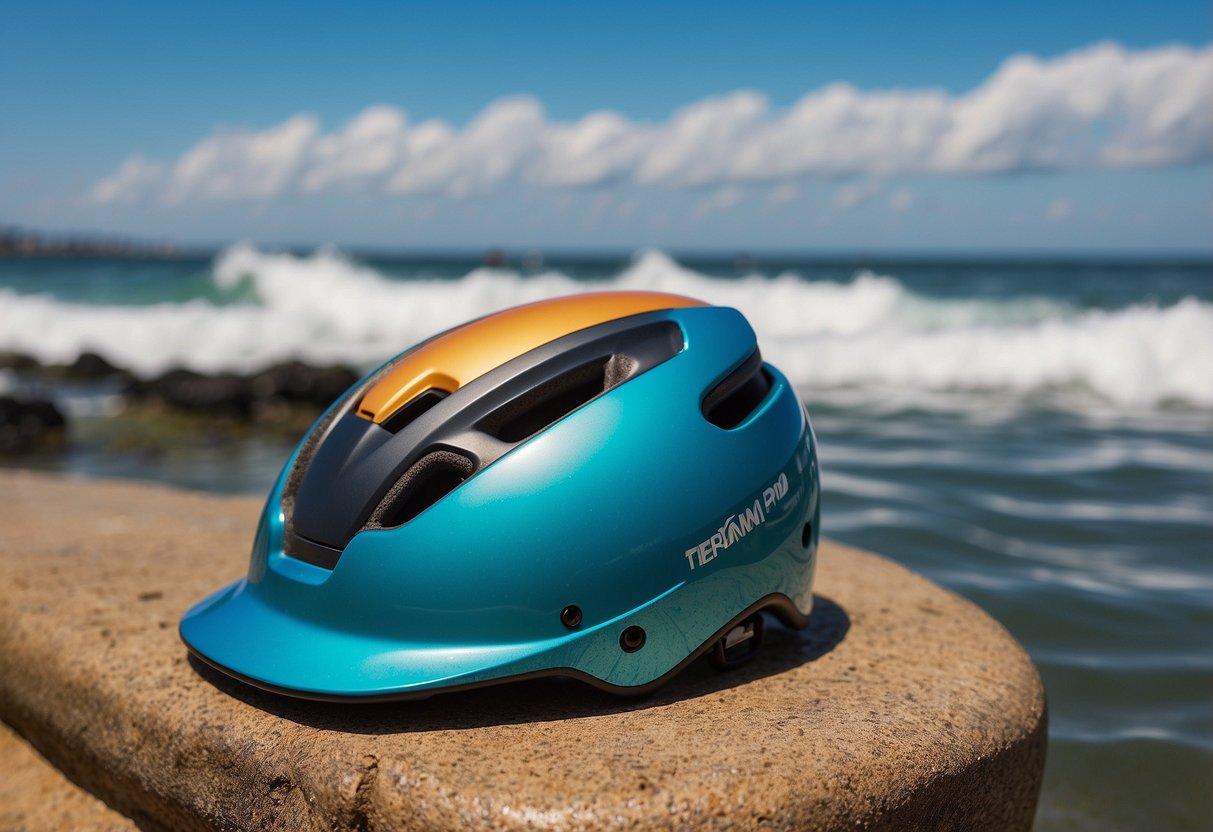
[180,291,821,701]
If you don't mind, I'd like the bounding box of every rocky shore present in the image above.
[0,352,359,453]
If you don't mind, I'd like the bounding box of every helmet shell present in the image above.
[181,298,820,700]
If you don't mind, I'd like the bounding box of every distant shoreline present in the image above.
[0,227,186,259]
[2,226,1211,265]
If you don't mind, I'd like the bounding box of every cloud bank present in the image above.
[91,41,1212,205]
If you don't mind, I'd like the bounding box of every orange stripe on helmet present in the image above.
[356,291,706,424]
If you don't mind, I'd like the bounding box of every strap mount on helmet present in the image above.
[709,612,766,670]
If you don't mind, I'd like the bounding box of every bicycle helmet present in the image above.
[180,291,820,701]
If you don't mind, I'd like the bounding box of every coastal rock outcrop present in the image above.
[0,397,66,453]
[125,362,360,420]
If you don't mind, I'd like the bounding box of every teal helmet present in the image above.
[180,291,820,701]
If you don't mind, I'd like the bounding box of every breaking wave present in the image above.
[1,244,1211,411]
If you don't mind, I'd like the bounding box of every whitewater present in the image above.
[1,245,1211,411]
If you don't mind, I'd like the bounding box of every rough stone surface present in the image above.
[0,721,137,831]
[0,470,1047,831]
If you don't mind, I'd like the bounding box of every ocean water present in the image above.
[2,249,1211,829]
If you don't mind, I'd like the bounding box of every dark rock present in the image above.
[124,362,357,421]
[66,352,124,379]
[0,352,42,372]
[250,361,358,409]
[131,369,255,420]
[0,396,68,453]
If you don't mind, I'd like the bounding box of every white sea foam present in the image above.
[1,244,1211,411]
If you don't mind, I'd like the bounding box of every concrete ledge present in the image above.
[0,721,136,832]
[0,470,1046,830]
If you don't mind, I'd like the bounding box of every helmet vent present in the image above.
[702,350,773,429]
[381,387,450,433]
[367,450,475,528]
[479,357,618,443]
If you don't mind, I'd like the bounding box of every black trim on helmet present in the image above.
[183,592,811,704]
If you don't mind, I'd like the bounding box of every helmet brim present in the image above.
[181,577,814,703]
[179,578,558,701]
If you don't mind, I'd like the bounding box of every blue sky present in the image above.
[2,0,1210,252]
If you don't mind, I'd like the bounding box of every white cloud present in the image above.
[302,105,409,193]
[90,41,1213,206]
[532,110,653,187]
[89,156,163,204]
[934,42,1213,173]
[634,91,768,187]
[163,114,319,203]
[388,96,546,197]
[734,84,954,181]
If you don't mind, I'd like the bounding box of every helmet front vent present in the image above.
[479,356,621,443]
[367,450,475,529]
[381,388,450,434]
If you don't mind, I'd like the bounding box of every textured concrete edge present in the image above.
[765,543,1049,831]
[0,619,334,832]
[0,476,276,832]
[0,719,138,832]
[868,710,1048,831]
[0,695,206,832]
[1,680,434,832]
